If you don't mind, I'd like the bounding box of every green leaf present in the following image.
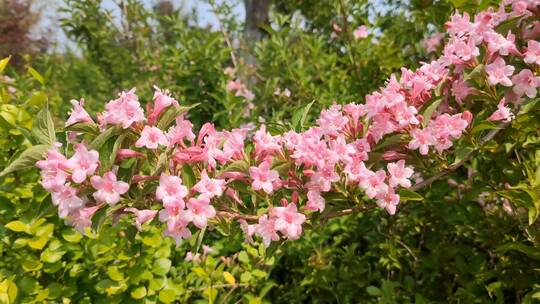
[157,103,199,130]
[238,251,250,264]
[291,100,315,131]
[27,67,45,86]
[40,249,65,263]
[0,56,11,73]
[90,126,120,150]
[497,242,540,261]
[152,258,171,276]
[107,266,125,281]
[366,286,382,296]
[252,269,267,278]
[203,287,217,303]
[421,98,443,128]
[64,122,99,134]
[159,289,176,303]
[25,91,47,107]
[398,189,424,201]
[181,165,196,188]
[5,221,29,233]
[32,104,56,145]
[131,286,147,299]
[0,144,49,176]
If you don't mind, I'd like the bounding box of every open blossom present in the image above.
[186,196,216,228]
[485,30,519,56]
[249,161,281,194]
[511,69,540,98]
[272,203,306,240]
[452,78,473,103]
[65,99,93,127]
[90,171,129,205]
[125,208,158,231]
[136,126,169,149]
[254,215,280,247]
[167,116,196,146]
[156,173,188,208]
[376,188,400,215]
[486,57,515,86]
[359,169,388,198]
[103,88,145,128]
[524,40,540,65]
[306,190,325,212]
[353,25,368,39]
[253,125,282,156]
[488,99,514,122]
[387,160,414,188]
[51,184,85,218]
[67,144,99,183]
[193,170,226,198]
[36,146,69,192]
[67,205,101,234]
[408,128,434,155]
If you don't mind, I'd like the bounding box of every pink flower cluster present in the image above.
[35,1,538,248]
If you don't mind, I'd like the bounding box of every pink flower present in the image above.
[408,128,434,155]
[306,190,325,212]
[387,160,414,188]
[90,171,129,205]
[135,126,169,149]
[125,208,158,231]
[254,215,279,247]
[149,86,178,123]
[376,188,400,215]
[272,203,306,240]
[67,205,101,234]
[67,144,99,183]
[238,219,256,243]
[184,251,201,262]
[317,104,348,136]
[488,99,514,122]
[353,25,368,39]
[485,57,515,86]
[253,125,282,156]
[359,169,388,198]
[116,149,145,161]
[249,161,281,194]
[524,40,540,65]
[484,30,519,56]
[193,170,226,198]
[186,196,216,228]
[36,146,69,192]
[103,88,145,129]
[51,184,85,218]
[167,116,196,146]
[511,69,540,98]
[451,78,473,103]
[156,173,188,209]
[65,99,93,127]
[423,32,444,53]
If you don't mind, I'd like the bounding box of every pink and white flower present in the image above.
[249,161,281,194]
[486,57,515,86]
[67,144,99,183]
[135,126,169,149]
[387,160,414,188]
[90,171,129,205]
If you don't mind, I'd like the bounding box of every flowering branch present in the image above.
[21,2,540,249]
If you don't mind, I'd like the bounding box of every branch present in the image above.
[411,121,509,191]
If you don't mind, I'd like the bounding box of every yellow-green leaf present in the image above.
[5,221,28,233]
[223,271,236,285]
